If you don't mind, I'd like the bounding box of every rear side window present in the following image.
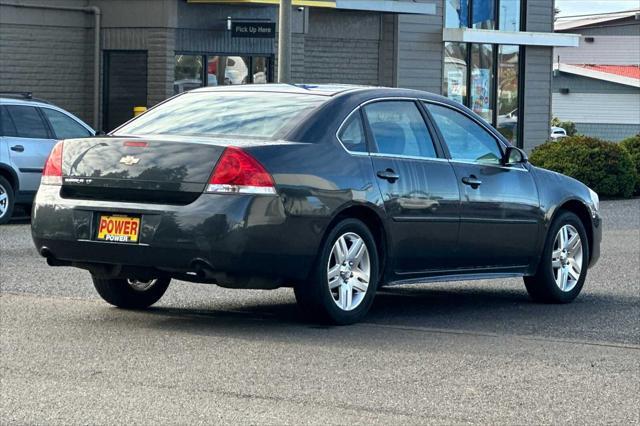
[426,103,502,164]
[0,106,17,137]
[338,111,367,153]
[363,101,437,159]
[5,105,49,139]
[41,108,92,139]
[114,92,328,139]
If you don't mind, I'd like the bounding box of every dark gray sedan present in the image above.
[31,85,601,324]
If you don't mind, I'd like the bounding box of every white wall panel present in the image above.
[552,93,640,124]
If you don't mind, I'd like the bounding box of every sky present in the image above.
[555,0,640,18]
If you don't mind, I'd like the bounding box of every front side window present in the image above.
[41,108,91,139]
[338,111,367,153]
[5,105,49,139]
[426,103,502,164]
[364,101,437,159]
[114,92,327,139]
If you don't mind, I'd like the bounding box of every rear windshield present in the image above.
[113,91,327,138]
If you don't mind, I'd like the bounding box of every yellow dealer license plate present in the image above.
[96,215,140,243]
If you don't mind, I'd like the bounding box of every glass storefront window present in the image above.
[497,45,519,143]
[252,57,269,84]
[443,42,468,106]
[472,0,495,29]
[446,0,521,31]
[470,43,494,123]
[499,0,521,31]
[206,56,250,86]
[175,54,272,93]
[174,55,203,94]
[445,0,469,28]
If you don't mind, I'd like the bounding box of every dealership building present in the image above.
[0,0,578,151]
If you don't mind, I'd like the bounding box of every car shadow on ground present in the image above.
[132,284,637,344]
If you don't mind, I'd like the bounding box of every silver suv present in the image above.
[0,94,94,224]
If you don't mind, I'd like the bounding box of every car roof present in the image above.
[190,84,451,103]
[0,97,95,132]
[192,83,368,97]
[0,97,54,108]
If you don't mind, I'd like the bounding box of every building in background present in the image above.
[0,0,576,151]
[553,9,640,141]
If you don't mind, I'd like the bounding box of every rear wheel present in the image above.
[92,275,171,309]
[524,211,589,303]
[0,176,15,225]
[294,218,379,325]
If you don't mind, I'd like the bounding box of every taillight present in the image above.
[42,141,64,185]
[207,147,276,195]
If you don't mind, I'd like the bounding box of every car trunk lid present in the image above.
[60,136,227,204]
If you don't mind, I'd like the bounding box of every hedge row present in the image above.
[530,135,639,198]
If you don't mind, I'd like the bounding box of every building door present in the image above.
[104,51,148,132]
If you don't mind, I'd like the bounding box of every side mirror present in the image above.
[503,146,528,166]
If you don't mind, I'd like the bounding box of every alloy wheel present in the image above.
[327,232,371,311]
[0,182,8,218]
[127,278,158,292]
[551,224,583,292]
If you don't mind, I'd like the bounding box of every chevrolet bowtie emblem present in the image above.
[119,155,140,166]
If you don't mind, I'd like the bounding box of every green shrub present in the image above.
[620,134,640,195]
[551,117,578,136]
[530,135,637,198]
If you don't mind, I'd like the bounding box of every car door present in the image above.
[358,99,461,275]
[424,102,540,269]
[1,105,55,193]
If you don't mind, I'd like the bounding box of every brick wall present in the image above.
[0,23,94,125]
[303,37,379,85]
[283,8,382,86]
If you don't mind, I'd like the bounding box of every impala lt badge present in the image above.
[119,155,140,166]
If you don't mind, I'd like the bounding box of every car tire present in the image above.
[92,275,171,309]
[294,218,379,325]
[0,176,15,225]
[524,211,589,303]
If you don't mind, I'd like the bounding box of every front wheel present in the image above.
[524,211,589,303]
[294,218,379,325]
[0,176,15,225]
[92,275,171,309]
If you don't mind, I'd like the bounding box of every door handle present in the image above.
[10,145,24,152]
[377,169,400,183]
[462,175,482,188]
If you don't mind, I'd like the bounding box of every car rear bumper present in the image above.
[31,186,320,287]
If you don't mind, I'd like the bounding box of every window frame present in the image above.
[421,100,530,171]
[335,97,447,161]
[3,104,53,140]
[336,108,369,154]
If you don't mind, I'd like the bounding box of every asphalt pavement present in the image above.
[1,199,639,424]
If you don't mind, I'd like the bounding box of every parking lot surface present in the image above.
[1,199,639,424]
